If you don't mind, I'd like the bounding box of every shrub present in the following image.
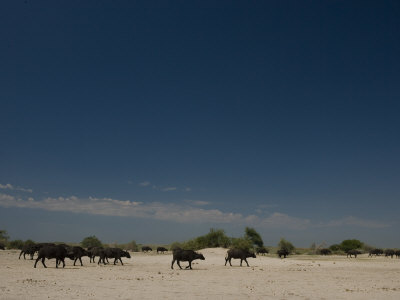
[340,239,363,253]
[329,244,341,251]
[8,239,24,249]
[81,235,102,248]
[230,237,252,250]
[245,227,264,248]
[278,238,295,253]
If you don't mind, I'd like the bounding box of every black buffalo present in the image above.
[256,247,269,256]
[319,248,332,255]
[384,249,395,258]
[225,249,256,267]
[157,247,168,254]
[395,250,400,258]
[99,248,131,265]
[277,249,289,258]
[89,247,105,263]
[0,242,5,250]
[69,246,90,266]
[142,246,152,252]
[34,245,73,268]
[368,248,384,257]
[171,249,205,270]
[19,243,39,260]
[347,249,362,258]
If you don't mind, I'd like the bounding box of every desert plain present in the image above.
[0,248,399,299]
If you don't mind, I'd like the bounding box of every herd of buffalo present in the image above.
[1,242,399,270]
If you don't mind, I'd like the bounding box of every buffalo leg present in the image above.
[61,258,65,268]
[19,251,23,259]
[34,257,40,268]
[177,260,183,269]
[171,259,176,269]
[41,257,47,268]
[244,258,249,267]
[74,258,77,266]
[119,258,123,265]
[79,257,83,266]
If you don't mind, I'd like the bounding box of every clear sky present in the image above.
[1,0,399,247]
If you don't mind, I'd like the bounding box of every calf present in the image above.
[225,248,256,267]
[157,247,168,254]
[277,249,289,258]
[34,245,71,268]
[19,244,37,259]
[99,248,131,265]
[347,249,361,258]
[171,249,205,270]
[142,246,152,252]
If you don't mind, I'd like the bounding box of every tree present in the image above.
[278,238,295,253]
[245,227,264,248]
[230,237,252,250]
[0,230,9,243]
[329,244,341,252]
[340,239,363,252]
[81,235,102,248]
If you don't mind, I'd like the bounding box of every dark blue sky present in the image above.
[1,1,399,247]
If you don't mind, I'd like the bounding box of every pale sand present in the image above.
[1,248,400,299]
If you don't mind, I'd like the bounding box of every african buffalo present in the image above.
[34,245,72,268]
[171,249,205,270]
[319,248,332,255]
[395,250,400,258]
[69,246,90,266]
[88,247,105,263]
[157,247,168,254]
[142,246,152,252]
[347,249,362,258]
[0,242,5,250]
[277,249,289,258]
[368,248,384,257]
[384,249,395,258]
[225,248,256,267]
[256,247,269,256]
[99,248,131,265]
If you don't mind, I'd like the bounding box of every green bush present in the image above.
[340,239,363,252]
[329,244,341,251]
[0,230,9,243]
[245,227,264,248]
[81,235,102,248]
[278,238,295,253]
[8,239,24,249]
[230,237,252,250]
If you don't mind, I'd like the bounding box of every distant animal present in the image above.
[99,248,131,265]
[395,250,400,258]
[346,249,362,258]
[171,249,205,270]
[277,249,290,258]
[225,248,256,267]
[368,248,384,257]
[157,247,168,254]
[142,246,152,252]
[319,248,332,255]
[384,249,395,258]
[0,242,5,250]
[256,248,269,256]
[34,245,73,268]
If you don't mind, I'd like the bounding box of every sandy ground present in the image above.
[0,248,400,299]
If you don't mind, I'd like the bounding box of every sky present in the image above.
[1,0,399,247]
